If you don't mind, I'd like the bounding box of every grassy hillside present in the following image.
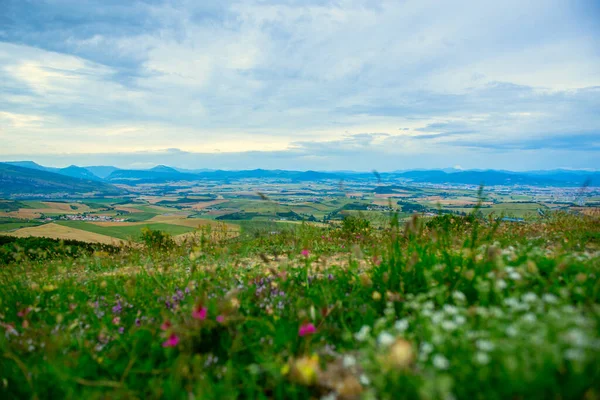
[0,212,599,399]
[0,163,125,196]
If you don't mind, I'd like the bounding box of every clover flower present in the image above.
[299,323,316,337]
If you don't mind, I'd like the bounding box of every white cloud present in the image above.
[0,0,598,169]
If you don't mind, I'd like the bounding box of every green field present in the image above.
[0,221,42,232]
[55,221,195,240]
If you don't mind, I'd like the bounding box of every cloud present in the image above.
[0,0,599,169]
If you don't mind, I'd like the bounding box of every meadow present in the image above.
[0,211,599,399]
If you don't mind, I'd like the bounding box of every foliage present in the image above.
[0,213,599,399]
[140,227,176,252]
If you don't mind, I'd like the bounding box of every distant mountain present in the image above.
[84,166,120,179]
[0,163,125,196]
[3,161,598,187]
[386,170,598,186]
[5,161,103,181]
[149,165,180,173]
[106,168,199,183]
[5,161,51,171]
[59,165,103,181]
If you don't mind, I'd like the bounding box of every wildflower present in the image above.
[496,279,507,290]
[112,302,122,314]
[443,304,459,315]
[216,315,225,324]
[112,317,120,325]
[359,374,371,386]
[508,271,521,281]
[372,255,382,266]
[372,291,382,301]
[354,325,371,342]
[475,351,490,365]
[432,354,449,370]
[564,348,585,361]
[542,293,558,304]
[441,320,457,331]
[135,318,141,327]
[452,291,466,303]
[454,315,466,325]
[342,354,357,368]
[522,292,538,303]
[192,305,208,320]
[118,327,125,334]
[522,313,536,323]
[301,249,310,257]
[160,320,172,331]
[475,339,495,352]
[162,333,179,348]
[394,319,409,332]
[289,354,320,386]
[377,331,395,347]
[383,339,414,369]
[299,323,316,337]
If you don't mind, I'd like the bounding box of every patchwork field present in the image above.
[3,223,124,245]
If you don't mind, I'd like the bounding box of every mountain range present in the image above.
[0,161,598,196]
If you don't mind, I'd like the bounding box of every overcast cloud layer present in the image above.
[1,0,599,170]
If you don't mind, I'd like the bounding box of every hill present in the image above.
[5,161,103,181]
[388,169,598,186]
[0,163,126,196]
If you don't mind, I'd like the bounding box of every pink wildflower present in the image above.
[216,315,225,324]
[162,333,179,348]
[112,316,121,325]
[192,305,208,320]
[372,255,382,266]
[301,249,310,257]
[299,322,316,337]
[160,320,172,331]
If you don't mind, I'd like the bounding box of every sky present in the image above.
[0,0,599,171]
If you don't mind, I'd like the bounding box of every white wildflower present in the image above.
[542,293,558,304]
[452,291,466,303]
[394,319,409,332]
[506,325,518,337]
[441,320,457,331]
[475,351,490,365]
[432,311,444,324]
[476,339,495,352]
[443,304,459,315]
[522,292,538,303]
[342,354,357,368]
[509,271,521,281]
[359,374,371,386]
[454,315,466,325]
[496,279,507,290]
[522,313,536,323]
[564,348,585,361]
[420,342,433,354]
[377,331,395,347]
[432,354,449,370]
[355,325,371,342]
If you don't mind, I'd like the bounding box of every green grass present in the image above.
[55,221,195,240]
[119,212,161,222]
[1,212,599,399]
[0,221,43,232]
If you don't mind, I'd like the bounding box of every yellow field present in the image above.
[2,223,124,245]
[148,215,239,231]
[191,200,228,210]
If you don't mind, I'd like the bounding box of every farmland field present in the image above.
[55,221,196,241]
